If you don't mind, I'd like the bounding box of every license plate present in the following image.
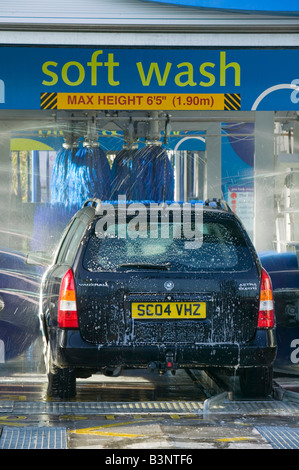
[131,302,206,319]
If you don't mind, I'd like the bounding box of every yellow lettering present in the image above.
[220,51,240,87]
[104,53,120,86]
[175,62,196,87]
[87,50,103,86]
[137,62,172,86]
[42,61,58,86]
[199,62,215,87]
[62,61,85,86]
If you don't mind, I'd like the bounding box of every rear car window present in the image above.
[83,215,253,272]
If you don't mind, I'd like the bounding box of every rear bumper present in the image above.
[52,328,277,371]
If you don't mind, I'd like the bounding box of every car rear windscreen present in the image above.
[83,213,254,272]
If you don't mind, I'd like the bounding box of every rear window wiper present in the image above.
[118,262,171,270]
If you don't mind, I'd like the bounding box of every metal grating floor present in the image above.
[0,426,67,449]
[205,399,299,415]
[3,400,204,415]
[256,426,299,449]
[0,398,298,415]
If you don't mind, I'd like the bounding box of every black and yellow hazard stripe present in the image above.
[41,92,58,109]
[224,93,241,110]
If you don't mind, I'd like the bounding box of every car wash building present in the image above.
[0,0,299,371]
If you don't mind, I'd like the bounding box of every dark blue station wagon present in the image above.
[38,199,277,398]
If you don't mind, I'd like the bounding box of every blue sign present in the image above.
[0,47,299,111]
[144,0,299,13]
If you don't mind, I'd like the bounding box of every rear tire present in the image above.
[239,366,273,398]
[47,366,76,399]
[45,341,76,399]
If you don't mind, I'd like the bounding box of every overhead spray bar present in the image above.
[122,117,138,149]
[83,115,100,148]
[145,111,161,144]
[62,121,80,149]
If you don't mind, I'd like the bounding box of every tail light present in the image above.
[258,268,275,328]
[58,269,79,328]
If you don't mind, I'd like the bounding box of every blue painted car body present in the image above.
[259,251,299,374]
[0,248,41,360]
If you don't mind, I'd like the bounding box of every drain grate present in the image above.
[256,426,299,449]
[207,399,299,415]
[0,427,67,449]
[1,394,299,418]
[12,400,204,415]
[7,399,299,415]
[0,401,14,412]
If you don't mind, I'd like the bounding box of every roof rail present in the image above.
[204,198,232,212]
[82,198,102,212]
[82,198,232,213]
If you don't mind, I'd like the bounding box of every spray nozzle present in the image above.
[83,141,100,148]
